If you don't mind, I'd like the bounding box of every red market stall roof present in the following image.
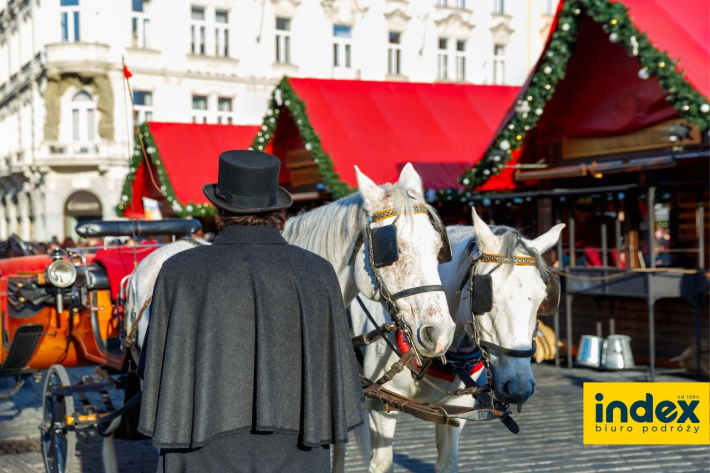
[117,122,259,218]
[253,78,519,197]
[458,0,710,191]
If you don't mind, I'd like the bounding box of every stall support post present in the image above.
[555,207,564,267]
[694,294,702,380]
[568,208,576,267]
[554,209,563,369]
[648,286,656,382]
[596,299,603,338]
[615,217,622,268]
[648,187,656,269]
[609,300,615,335]
[566,203,575,368]
[566,294,574,369]
[601,223,608,267]
[698,195,705,269]
[554,309,560,369]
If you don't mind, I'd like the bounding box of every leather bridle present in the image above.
[348,206,447,364]
[461,235,542,381]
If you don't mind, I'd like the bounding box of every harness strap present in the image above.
[96,391,143,436]
[479,339,537,358]
[347,232,365,267]
[351,323,397,349]
[391,285,446,301]
[124,296,152,347]
[355,295,401,357]
[454,366,520,434]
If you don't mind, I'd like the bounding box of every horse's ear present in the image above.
[529,224,565,254]
[397,163,424,200]
[355,166,386,212]
[471,207,497,251]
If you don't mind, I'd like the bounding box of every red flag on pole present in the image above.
[123,64,133,79]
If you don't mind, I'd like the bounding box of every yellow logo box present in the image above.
[583,382,710,445]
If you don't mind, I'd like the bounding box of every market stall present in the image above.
[252,77,519,218]
[116,122,259,219]
[442,0,709,377]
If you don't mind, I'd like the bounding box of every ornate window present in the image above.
[71,90,95,142]
[275,17,292,63]
[131,0,150,48]
[455,40,466,81]
[192,95,208,123]
[60,0,80,43]
[492,44,505,84]
[437,38,448,80]
[333,24,352,68]
[388,31,402,76]
[217,97,233,124]
[437,0,466,8]
[215,10,229,57]
[133,90,153,125]
[190,6,206,55]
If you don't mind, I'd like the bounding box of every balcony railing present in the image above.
[39,141,127,166]
[45,43,111,73]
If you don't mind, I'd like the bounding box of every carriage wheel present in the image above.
[40,365,76,473]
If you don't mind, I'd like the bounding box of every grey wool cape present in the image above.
[137,225,364,450]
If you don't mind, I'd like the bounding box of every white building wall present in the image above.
[0,0,557,240]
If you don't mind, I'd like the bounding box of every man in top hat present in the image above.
[138,150,363,472]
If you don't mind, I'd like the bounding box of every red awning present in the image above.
[122,122,259,218]
[284,79,519,190]
[460,0,709,191]
[615,0,709,98]
[539,0,708,138]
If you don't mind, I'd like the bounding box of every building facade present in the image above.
[0,0,557,240]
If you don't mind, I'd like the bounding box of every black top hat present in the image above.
[202,150,293,214]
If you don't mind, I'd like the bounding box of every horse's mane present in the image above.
[454,225,551,281]
[283,184,442,264]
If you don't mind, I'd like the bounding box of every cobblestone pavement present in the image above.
[0,364,708,472]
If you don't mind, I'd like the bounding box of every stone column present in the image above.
[19,187,31,241]
[6,192,18,237]
[0,193,7,240]
[31,184,47,242]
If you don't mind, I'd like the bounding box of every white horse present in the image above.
[126,164,455,359]
[348,207,564,473]
[117,165,456,472]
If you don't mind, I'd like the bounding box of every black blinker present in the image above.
[371,224,399,268]
[470,274,493,315]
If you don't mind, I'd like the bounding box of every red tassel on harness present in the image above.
[396,330,483,382]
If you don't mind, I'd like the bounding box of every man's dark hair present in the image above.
[215,208,287,232]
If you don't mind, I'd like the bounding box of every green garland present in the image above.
[250,77,354,199]
[115,122,216,218]
[456,0,710,193]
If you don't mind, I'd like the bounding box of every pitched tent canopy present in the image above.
[117,122,260,218]
[457,0,710,191]
[254,78,519,198]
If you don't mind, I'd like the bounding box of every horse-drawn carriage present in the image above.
[0,219,200,473]
[0,168,564,473]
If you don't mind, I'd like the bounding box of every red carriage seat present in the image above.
[0,255,53,277]
[93,244,158,299]
[0,254,100,277]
